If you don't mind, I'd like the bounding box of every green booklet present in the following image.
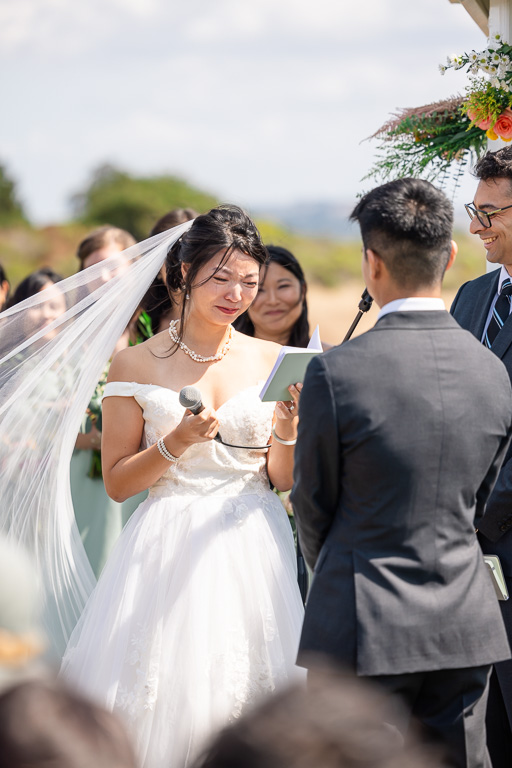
[483,555,509,601]
[259,326,322,403]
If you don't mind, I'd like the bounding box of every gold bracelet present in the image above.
[272,426,297,446]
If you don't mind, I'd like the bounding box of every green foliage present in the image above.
[71,164,219,240]
[367,107,487,186]
[0,164,28,227]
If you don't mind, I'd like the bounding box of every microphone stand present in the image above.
[342,288,373,343]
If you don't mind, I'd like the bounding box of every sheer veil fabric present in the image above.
[0,220,193,658]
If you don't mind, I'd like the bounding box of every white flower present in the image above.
[491,52,501,63]
[491,77,501,88]
[489,32,502,45]
[469,51,479,63]
[439,64,446,75]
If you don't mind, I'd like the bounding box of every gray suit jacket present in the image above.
[291,310,512,676]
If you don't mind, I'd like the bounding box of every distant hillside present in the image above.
[252,201,359,240]
[252,199,470,240]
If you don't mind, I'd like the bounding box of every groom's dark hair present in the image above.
[350,178,453,289]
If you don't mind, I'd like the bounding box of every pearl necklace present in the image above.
[168,319,233,363]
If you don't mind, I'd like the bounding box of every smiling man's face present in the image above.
[471,177,512,273]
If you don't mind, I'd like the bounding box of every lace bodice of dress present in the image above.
[102,382,276,498]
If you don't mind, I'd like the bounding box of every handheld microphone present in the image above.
[178,386,205,415]
[178,386,271,451]
[179,386,222,442]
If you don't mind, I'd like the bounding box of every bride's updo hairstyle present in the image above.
[165,205,268,350]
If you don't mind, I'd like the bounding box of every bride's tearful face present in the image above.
[189,250,260,325]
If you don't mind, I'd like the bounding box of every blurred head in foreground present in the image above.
[0,678,136,768]
[0,536,46,693]
[193,663,447,768]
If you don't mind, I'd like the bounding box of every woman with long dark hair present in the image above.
[59,206,304,768]
[234,245,310,347]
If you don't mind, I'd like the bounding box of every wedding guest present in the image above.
[0,536,47,693]
[71,225,148,578]
[234,244,326,601]
[0,263,10,310]
[194,663,447,768]
[6,267,66,337]
[234,245,311,346]
[142,207,199,333]
[0,678,136,768]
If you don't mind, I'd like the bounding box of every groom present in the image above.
[291,178,512,768]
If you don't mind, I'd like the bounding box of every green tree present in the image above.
[0,163,28,227]
[71,164,218,240]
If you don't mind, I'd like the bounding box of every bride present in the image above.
[57,205,304,767]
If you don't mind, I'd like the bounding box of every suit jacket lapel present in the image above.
[470,271,500,341]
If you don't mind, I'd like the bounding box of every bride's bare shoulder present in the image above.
[233,331,281,366]
[107,332,171,384]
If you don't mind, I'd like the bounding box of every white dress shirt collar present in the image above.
[377,297,446,321]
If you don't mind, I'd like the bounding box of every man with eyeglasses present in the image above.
[452,145,512,768]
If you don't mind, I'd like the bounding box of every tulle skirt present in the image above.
[61,489,305,768]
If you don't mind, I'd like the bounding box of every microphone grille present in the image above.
[179,386,202,410]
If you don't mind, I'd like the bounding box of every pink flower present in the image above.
[493,108,512,141]
[467,107,494,131]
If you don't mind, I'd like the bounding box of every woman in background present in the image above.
[235,245,327,602]
[142,207,198,334]
[0,264,10,311]
[71,226,149,577]
[234,245,310,347]
[7,267,65,330]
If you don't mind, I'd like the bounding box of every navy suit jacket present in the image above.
[452,271,512,553]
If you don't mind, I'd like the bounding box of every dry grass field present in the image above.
[308,283,459,346]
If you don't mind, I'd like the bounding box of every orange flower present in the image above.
[493,108,512,141]
[467,107,494,131]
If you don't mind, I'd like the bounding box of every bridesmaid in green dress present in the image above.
[70,226,149,577]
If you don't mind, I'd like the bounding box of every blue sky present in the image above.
[1,0,487,224]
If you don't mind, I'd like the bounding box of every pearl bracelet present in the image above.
[271,426,297,446]
[156,437,179,464]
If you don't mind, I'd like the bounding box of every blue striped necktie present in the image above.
[484,278,512,349]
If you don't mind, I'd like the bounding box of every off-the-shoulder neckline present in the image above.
[104,381,264,412]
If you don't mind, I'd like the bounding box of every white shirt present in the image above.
[481,265,512,343]
[377,297,446,321]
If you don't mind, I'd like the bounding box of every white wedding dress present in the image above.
[60,381,304,768]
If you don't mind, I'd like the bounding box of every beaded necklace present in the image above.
[168,319,233,363]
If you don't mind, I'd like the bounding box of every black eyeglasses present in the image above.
[465,201,512,228]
